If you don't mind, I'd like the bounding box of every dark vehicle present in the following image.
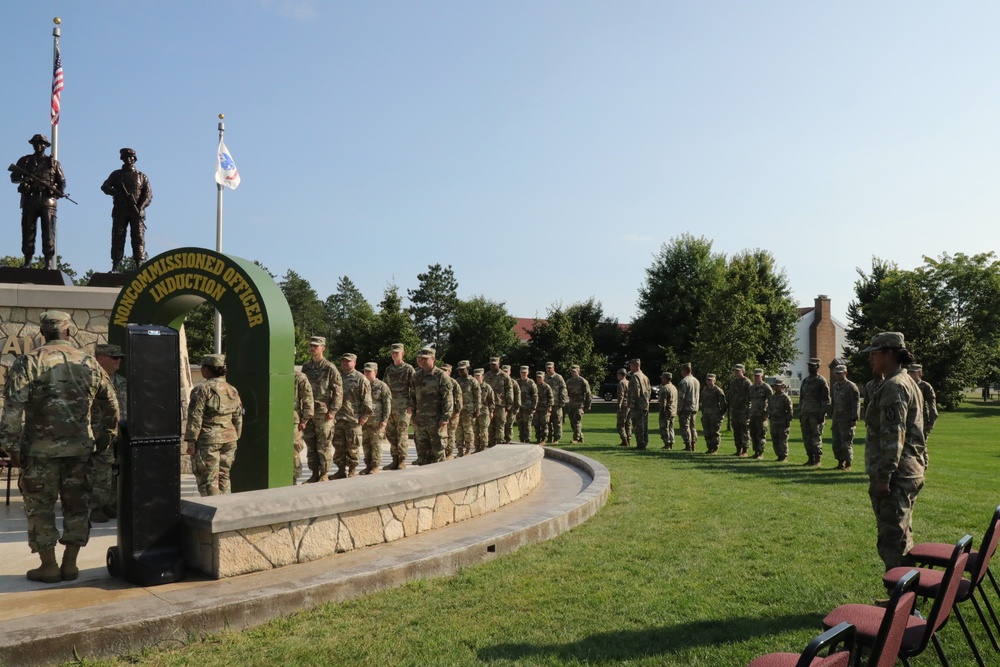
[598,381,658,402]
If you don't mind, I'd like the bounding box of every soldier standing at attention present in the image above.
[412,348,453,464]
[627,359,652,450]
[658,371,678,449]
[516,366,537,443]
[361,362,391,474]
[908,364,938,444]
[100,147,153,272]
[441,363,462,459]
[566,364,593,443]
[1,311,118,583]
[474,369,495,452]
[700,374,728,454]
[301,336,342,482]
[829,364,860,471]
[727,364,752,457]
[534,371,554,444]
[331,353,373,478]
[455,361,481,456]
[767,379,793,461]
[544,362,568,444]
[861,332,926,570]
[484,357,514,447]
[676,363,700,451]
[503,365,520,444]
[9,134,66,268]
[616,368,632,447]
[383,343,416,471]
[186,354,243,496]
[799,358,831,467]
[292,369,314,484]
[90,343,127,522]
[747,369,773,459]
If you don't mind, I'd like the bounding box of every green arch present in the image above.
[108,247,295,492]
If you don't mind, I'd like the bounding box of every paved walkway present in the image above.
[0,446,609,667]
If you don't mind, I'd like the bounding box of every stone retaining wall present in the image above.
[181,445,544,579]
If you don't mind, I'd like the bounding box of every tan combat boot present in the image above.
[27,548,62,583]
[347,466,357,478]
[61,544,81,581]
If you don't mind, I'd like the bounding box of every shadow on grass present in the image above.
[954,401,1000,419]
[477,612,821,663]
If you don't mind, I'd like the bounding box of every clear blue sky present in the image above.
[4,2,999,326]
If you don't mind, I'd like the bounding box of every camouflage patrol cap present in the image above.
[861,332,906,353]
[535,371,545,377]
[833,364,847,374]
[774,379,786,387]
[29,133,51,147]
[120,147,136,159]
[340,352,357,362]
[390,343,405,352]
[908,363,923,372]
[519,365,529,372]
[661,371,672,379]
[545,361,555,368]
[807,358,821,366]
[309,336,326,346]
[201,353,225,367]
[733,363,745,371]
[489,356,500,364]
[629,358,641,366]
[363,362,378,372]
[457,360,471,369]
[441,363,453,372]
[753,368,764,376]
[617,368,627,376]
[95,343,124,358]
[417,348,435,358]
[473,368,484,376]
[501,364,510,372]
[706,373,716,380]
[39,310,71,332]
[570,364,581,372]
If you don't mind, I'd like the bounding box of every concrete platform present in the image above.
[0,445,609,667]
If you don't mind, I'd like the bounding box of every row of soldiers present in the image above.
[293,338,596,482]
[612,358,938,469]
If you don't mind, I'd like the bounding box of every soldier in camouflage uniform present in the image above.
[292,370,314,484]
[862,332,926,570]
[331,353,373,478]
[383,343,416,470]
[544,362,568,443]
[799,358,831,467]
[728,364,752,457]
[186,354,243,496]
[566,364,593,443]
[301,336,343,482]
[90,343,128,522]
[534,371,554,444]
[658,371,678,449]
[361,362,391,474]
[441,363,462,459]
[616,368,632,447]
[516,366,537,443]
[455,361,481,456]
[700,374,728,454]
[747,369,773,459]
[474,369,495,452]
[767,379,793,461]
[412,348,453,464]
[908,364,938,444]
[829,364,860,471]
[1,311,118,583]
[503,365,520,444]
[627,359,652,450]
[677,363,700,451]
[485,357,514,447]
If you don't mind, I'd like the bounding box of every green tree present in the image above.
[279,269,326,363]
[408,263,459,353]
[183,301,219,361]
[445,296,518,368]
[325,277,377,362]
[629,234,726,372]
[524,299,608,386]
[369,283,422,366]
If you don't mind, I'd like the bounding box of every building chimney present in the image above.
[809,295,835,381]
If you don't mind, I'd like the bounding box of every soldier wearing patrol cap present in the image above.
[331,353,373,478]
[534,370,554,444]
[484,357,513,447]
[767,379,793,461]
[799,357,831,466]
[301,335,342,482]
[908,363,938,442]
[185,354,243,497]
[292,369,314,483]
[616,368,632,448]
[544,362,568,443]
[101,147,153,272]
[658,371,678,449]
[90,343,128,522]
[383,343,416,470]
[502,364,519,444]
[566,364,592,443]
[676,363,700,451]
[627,358,651,449]
[747,368,772,459]
[412,348,452,464]
[360,362,391,474]
[700,373,727,454]
[829,364,860,470]
[516,366,537,443]
[473,368,494,452]
[10,134,66,268]
[728,364,752,456]
[440,362,462,458]
[1,311,118,583]
[862,332,926,570]
[455,361,481,457]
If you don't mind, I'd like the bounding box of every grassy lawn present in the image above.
[81,398,1000,666]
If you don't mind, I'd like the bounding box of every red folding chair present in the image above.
[745,621,856,667]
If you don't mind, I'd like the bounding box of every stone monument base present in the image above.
[0,267,73,286]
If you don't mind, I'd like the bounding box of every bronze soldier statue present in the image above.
[101,147,153,272]
[8,134,67,269]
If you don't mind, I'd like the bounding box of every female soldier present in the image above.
[862,332,926,570]
[185,354,243,496]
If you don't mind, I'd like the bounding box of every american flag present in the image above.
[50,46,64,126]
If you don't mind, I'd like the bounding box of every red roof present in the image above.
[513,317,540,342]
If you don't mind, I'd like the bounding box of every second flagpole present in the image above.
[214,115,225,354]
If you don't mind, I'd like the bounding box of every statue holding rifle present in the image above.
[8,134,70,269]
[101,147,152,272]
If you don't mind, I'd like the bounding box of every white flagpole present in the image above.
[214,115,225,354]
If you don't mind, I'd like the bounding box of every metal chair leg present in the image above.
[971,587,1000,652]
[931,632,951,667]
[954,604,987,667]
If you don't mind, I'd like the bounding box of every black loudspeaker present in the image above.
[107,324,184,586]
